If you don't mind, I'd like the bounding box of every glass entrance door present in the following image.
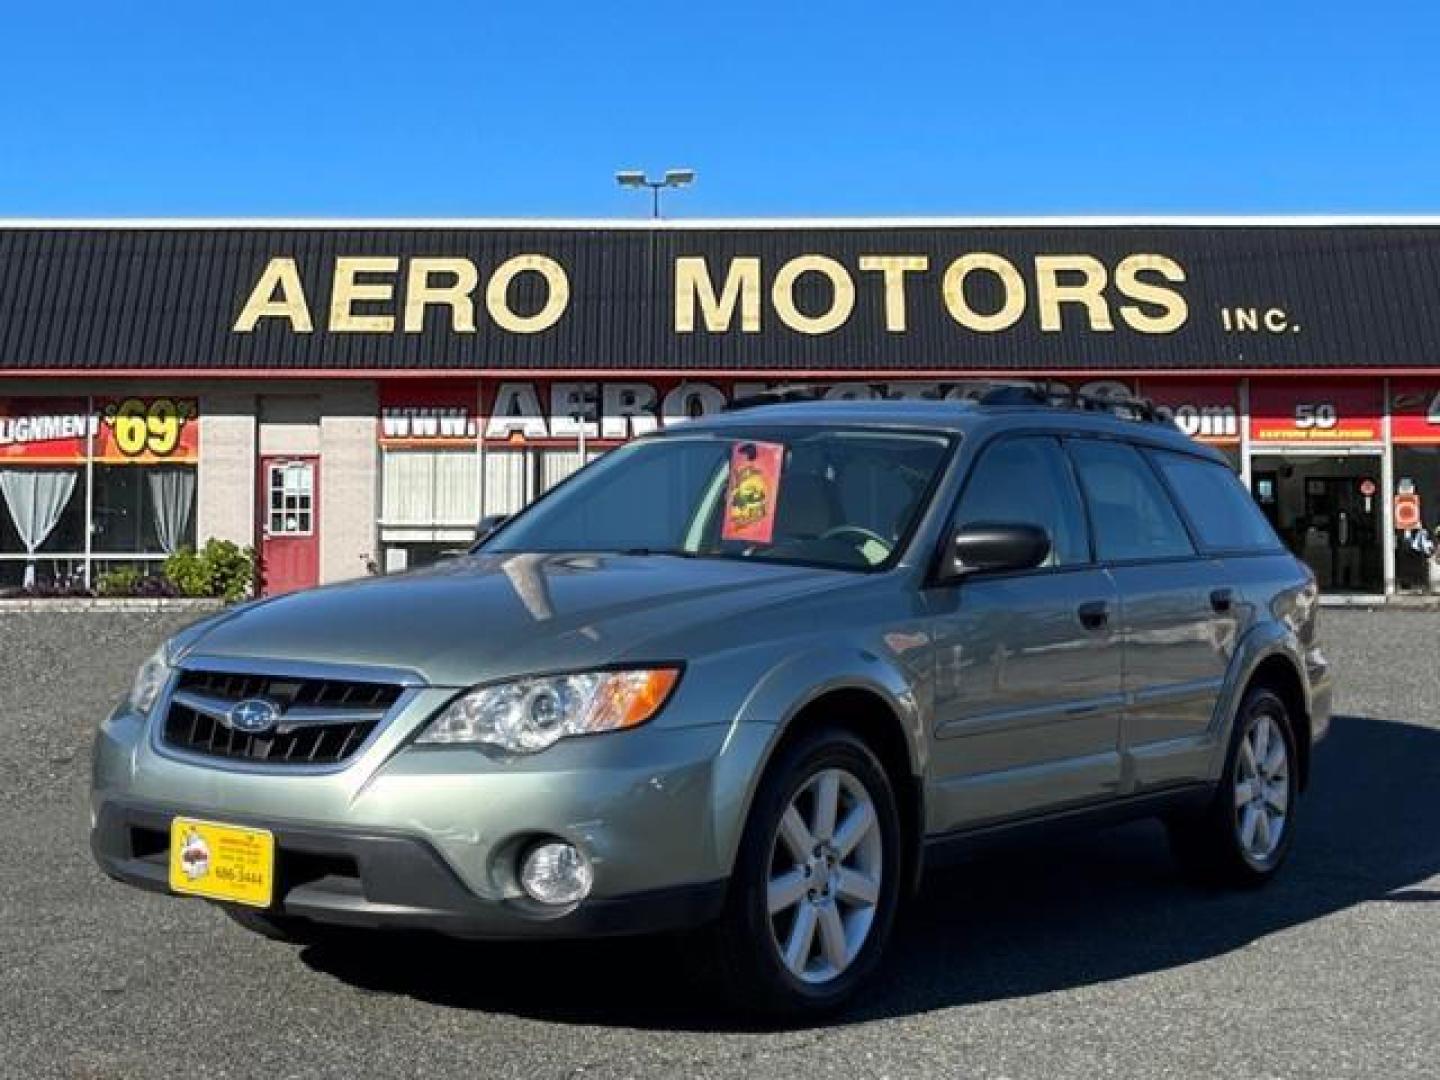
[1251,454,1383,594]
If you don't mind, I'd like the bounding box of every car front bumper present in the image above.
[90,799,725,938]
[90,684,770,938]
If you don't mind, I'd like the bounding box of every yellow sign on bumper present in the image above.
[168,817,275,908]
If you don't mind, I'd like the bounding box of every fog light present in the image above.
[519,841,593,905]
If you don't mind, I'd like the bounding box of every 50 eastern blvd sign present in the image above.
[234,251,1189,337]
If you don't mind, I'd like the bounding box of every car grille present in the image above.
[161,668,403,766]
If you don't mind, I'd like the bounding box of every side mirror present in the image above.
[473,513,510,546]
[943,522,1050,580]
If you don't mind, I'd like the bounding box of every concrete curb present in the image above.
[0,598,226,613]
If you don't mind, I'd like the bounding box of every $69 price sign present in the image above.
[101,397,198,459]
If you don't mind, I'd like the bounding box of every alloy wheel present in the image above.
[1233,710,1290,864]
[766,767,883,984]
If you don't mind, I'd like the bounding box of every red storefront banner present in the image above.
[0,397,199,463]
[1248,380,1382,444]
[1137,378,1241,444]
[0,398,95,462]
[1390,380,1440,444]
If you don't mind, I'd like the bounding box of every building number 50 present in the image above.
[1293,402,1338,429]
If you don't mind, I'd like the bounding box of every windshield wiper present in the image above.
[615,548,699,558]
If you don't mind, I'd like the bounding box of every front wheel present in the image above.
[705,728,903,1018]
[1169,686,1299,886]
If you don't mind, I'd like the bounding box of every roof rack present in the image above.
[727,384,833,410]
[723,378,1169,426]
[727,379,996,410]
[976,381,1165,424]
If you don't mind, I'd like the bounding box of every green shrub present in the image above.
[92,566,180,598]
[162,547,209,597]
[163,539,256,603]
[96,566,142,597]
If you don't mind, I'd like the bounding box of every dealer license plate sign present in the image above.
[168,817,275,908]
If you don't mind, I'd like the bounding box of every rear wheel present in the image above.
[706,727,903,1018]
[1169,686,1298,886]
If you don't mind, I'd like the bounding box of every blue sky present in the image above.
[1,1,1436,217]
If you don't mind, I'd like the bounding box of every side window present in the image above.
[1068,439,1196,562]
[952,436,1089,566]
[1149,449,1283,553]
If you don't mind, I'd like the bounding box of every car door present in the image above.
[1065,438,1232,791]
[928,435,1125,833]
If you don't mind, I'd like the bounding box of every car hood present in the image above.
[181,553,852,686]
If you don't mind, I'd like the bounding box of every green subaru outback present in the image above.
[92,387,1330,1017]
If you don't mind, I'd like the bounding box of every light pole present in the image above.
[615,168,696,218]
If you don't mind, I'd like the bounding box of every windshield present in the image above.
[484,427,953,571]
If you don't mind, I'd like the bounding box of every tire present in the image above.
[221,905,330,945]
[1169,686,1299,887]
[704,727,903,1019]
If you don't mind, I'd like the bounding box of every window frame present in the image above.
[89,461,199,557]
[0,461,200,584]
[0,395,201,590]
[266,461,316,538]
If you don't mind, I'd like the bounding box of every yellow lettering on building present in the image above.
[1035,255,1113,332]
[486,255,569,334]
[858,255,929,332]
[233,257,314,332]
[941,253,1026,332]
[403,258,480,333]
[772,255,855,335]
[674,257,761,332]
[1115,254,1188,333]
[330,256,399,333]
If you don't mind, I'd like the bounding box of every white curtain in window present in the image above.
[540,449,585,493]
[0,469,79,587]
[147,467,196,554]
[381,450,480,525]
[484,449,529,515]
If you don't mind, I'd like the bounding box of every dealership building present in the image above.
[3,217,1440,599]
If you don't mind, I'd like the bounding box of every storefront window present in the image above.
[1394,446,1440,594]
[92,464,197,554]
[377,381,614,570]
[0,467,86,588]
[1245,380,1386,596]
[0,397,199,590]
[1251,454,1384,593]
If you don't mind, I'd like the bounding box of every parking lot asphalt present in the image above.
[1,607,1437,1080]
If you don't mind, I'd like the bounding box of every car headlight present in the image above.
[126,645,172,716]
[417,668,681,754]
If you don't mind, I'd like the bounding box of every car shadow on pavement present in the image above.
[298,714,1440,1031]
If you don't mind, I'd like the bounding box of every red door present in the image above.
[258,456,320,595]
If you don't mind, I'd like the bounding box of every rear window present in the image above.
[1150,450,1282,554]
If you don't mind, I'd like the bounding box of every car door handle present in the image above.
[1210,588,1235,613]
[1077,600,1110,631]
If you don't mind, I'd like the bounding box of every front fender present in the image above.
[708,644,926,877]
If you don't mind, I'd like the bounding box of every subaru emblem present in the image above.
[228,698,281,735]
